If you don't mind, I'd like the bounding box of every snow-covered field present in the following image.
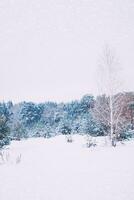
[0,135,134,200]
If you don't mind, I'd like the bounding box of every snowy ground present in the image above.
[0,135,134,200]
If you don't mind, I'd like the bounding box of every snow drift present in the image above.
[0,135,134,200]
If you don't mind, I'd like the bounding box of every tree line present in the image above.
[0,92,134,148]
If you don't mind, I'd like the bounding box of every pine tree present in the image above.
[0,116,10,148]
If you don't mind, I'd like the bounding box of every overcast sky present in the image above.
[0,0,134,103]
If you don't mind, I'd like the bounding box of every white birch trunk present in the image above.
[110,94,113,141]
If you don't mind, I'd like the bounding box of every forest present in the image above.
[0,92,134,148]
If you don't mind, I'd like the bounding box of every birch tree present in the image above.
[93,46,126,146]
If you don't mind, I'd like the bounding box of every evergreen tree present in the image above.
[0,116,10,148]
[0,103,11,148]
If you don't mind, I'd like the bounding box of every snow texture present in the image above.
[0,135,134,200]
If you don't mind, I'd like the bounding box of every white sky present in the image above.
[0,0,134,103]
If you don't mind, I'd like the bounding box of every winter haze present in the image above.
[0,0,134,103]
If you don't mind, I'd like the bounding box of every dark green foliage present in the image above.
[0,92,133,141]
[80,95,94,113]
[20,102,43,127]
[0,117,10,148]
[12,122,27,140]
[0,103,11,148]
[60,124,72,135]
[0,102,12,122]
[119,130,134,140]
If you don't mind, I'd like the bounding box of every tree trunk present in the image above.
[110,94,114,145]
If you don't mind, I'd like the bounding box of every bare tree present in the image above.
[93,46,127,146]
